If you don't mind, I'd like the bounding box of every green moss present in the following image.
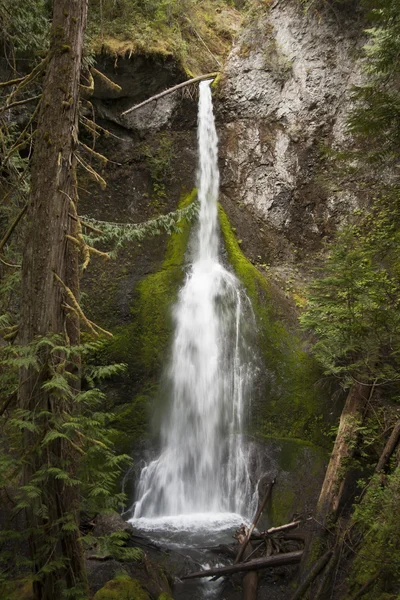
[87,1,242,76]
[106,189,195,374]
[218,205,329,446]
[264,438,327,526]
[108,391,153,456]
[157,594,174,600]
[93,574,149,600]
[0,579,33,600]
[100,190,196,453]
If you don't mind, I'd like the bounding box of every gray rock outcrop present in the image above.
[218,0,365,264]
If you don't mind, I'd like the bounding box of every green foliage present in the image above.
[218,205,329,445]
[84,531,143,561]
[347,467,400,598]
[301,192,400,389]
[347,0,400,164]
[86,0,241,74]
[0,0,49,55]
[93,573,149,600]
[83,193,198,258]
[0,335,133,594]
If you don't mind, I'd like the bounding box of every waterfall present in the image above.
[132,80,256,521]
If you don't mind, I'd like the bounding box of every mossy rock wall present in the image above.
[218,205,331,447]
[91,191,196,458]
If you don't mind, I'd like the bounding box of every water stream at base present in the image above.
[129,80,258,596]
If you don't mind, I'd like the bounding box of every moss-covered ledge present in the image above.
[218,205,330,448]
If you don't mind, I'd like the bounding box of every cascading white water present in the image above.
[132,80,256,521]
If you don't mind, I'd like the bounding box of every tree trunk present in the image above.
[18,1,88,599]
[240,534,258,600]
[375,421,400,473]
[317,383,368,524]
[182,551,303,580]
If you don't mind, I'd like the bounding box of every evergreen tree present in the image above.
[13,1,89,597]
[348,0,400,163]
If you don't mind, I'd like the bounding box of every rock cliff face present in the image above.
[78,1,367,519]
[217,0,365,274]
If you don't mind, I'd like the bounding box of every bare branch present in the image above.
[121,72,219,117]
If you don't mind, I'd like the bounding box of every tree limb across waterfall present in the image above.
[120,72,219,116]
[182,551,303,580]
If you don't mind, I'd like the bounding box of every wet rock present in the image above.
[92,511,134,537]
[217,0,366,265]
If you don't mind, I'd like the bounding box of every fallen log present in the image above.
[282,532,308,543]
[262,519,304,535]
[182,550,303,580]
[348,571,381,600]
[289,550,332,600]
[121,72,219,117]
[317,383,368,524]
[314,545,341,600]
[199,544,237,558]
[375,421,400,473]
[235,478,275,564]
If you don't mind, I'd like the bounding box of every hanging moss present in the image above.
[218,205,329,446]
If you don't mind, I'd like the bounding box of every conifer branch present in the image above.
[79,116,125,141]
[80,70,94,99]
[0,256,21,268]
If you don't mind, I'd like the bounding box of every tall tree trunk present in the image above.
[18,1,88,599]
[299,384,368,598]
[317,383,368,524]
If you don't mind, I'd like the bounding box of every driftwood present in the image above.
[261,519,304,536]
[87,554,113,561]
[121,72,219,117]
[182,550,303,580]
[289,550,333,600]
[375,421,400,473]
[235,479,275,565]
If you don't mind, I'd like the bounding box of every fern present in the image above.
[81,196,199,257]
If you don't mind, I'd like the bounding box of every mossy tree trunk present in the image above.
[18,1,88,598]
[316,383,367,524]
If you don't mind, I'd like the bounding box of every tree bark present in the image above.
[375,421,400,473]
[236,529,258,600]
[316,383,368,524]
[121,72,219,116]
[290,551,332,600]
[182,551,303,580]
[235,479,275,564]
[18,1,88,599]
